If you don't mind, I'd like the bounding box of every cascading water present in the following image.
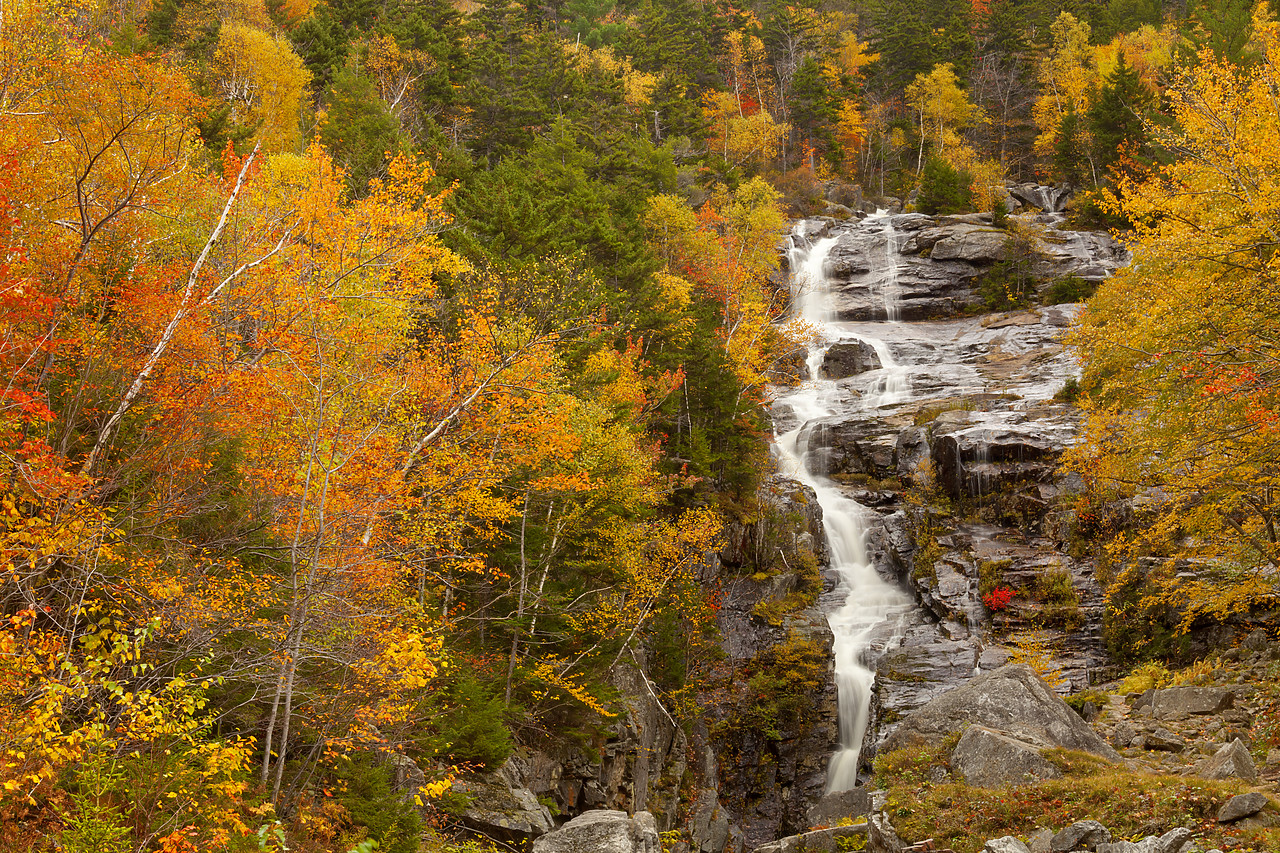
[775,215,912,793]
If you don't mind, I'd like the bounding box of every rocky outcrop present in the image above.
[880,664,1120,761]
[1151,686,1234,721]
[532,810,659,853]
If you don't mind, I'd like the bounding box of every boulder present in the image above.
[752,823,868,853]
[532,810,659,853]
[1028,829,1054,853]
[986,838,1033,853]
[1217,792,1268,823]
[1192,738,1258,782]
[950,726,1063,788]
[1095,828,1193,853]
[1050,820,1110,851]
[806,788,871,829]
[821,340,882,379]
[456,761,555,840]
[881,664,1120,762]
[1143,728,1186,753]
[1151,687,1233,721]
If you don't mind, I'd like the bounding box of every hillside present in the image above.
[2,0,1280,851]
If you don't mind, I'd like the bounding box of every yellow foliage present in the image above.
[213,22,310,152]
[1033,12,1098,154]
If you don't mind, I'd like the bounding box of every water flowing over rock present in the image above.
[772,211,1125,804]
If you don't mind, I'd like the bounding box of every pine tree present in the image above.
[1088,50,1151,179]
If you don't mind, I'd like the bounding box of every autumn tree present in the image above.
[1071,4,1280,640]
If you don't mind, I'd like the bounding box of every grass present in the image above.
[873,744,1279,852]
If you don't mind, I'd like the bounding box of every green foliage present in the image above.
[916,156,974,215]
[58,749,132,853]
[320,68,406,195]
[1036,569,1083,630]
[1044,275,1096,305]
[978,559,1012,599]
[336,754,424,853]
[1051,107,1088,187]
[1054,376,1081,404]
[1088,51,1152,180]
[991,198,1009,228]
[976,226,1042,310]
[420,674,513,770]
[1063,689,1109,717]
[742,631,828,741]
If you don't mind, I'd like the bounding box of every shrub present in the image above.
[982,586,1015,611]
[1045,275,1096,304]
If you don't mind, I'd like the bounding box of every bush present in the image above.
[1045,275,1096,304]
[917,157,974,215]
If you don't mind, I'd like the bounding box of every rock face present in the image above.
[753,823,868,853]
[881,664,1120,761]
[532,810,659,853]
[950,725,1064,787]
[806,788,871,829]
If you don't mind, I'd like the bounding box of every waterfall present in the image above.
[775,214,912,792]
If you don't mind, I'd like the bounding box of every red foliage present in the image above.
[983,586,1015,612]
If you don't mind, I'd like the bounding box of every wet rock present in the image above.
[929,227,1009,263]
[1192,738,1258,782]
[1050,819,1111,851]
[950,725,1063,787]
[822,340,882,379]
[1151,687,1233,721]
[806,788,871,829]
[1008,184,1072,213]
[532,810,659,853]
[881,664,1121,761]
[1217,792,1268,823]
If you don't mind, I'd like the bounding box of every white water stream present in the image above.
[774,215,914,792]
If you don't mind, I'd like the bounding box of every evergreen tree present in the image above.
[1088,51,1152,179]
[319,68,406,195]
[917,156,974,214]
[1181,0,1258,65]
[1052,106,1088,187]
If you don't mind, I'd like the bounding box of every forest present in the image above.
[1,0,1278,849]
